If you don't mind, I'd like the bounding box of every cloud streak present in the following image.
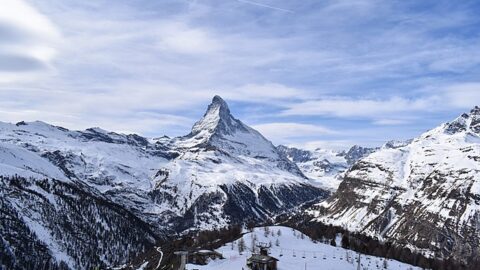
[236,0,294,13]
[281,83,480,120]
[253,122,336,144]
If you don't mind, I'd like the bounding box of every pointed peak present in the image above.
[444,106,480,134]
[208,95,230,115]
[470,105,480,115]
[188,95,238,137]
[212,95,226,104]
[200,95,231,124]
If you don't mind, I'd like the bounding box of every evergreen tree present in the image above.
[264,226,270,237]
[341,233,350,248]
[238,238,246,254]
[330,238,336,247]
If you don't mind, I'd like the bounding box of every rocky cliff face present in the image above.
[338,145,378,165]
[306,106,480,265]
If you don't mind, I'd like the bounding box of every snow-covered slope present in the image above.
[306,106,480,265]
[0,96,328,269]
[277,145,377,191]
[0,141,68,180]
[1,121,172,189]
[186,226,420,270]
[0,121,168,269]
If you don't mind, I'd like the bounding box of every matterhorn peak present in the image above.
[205,95,231,120]
[187,95,241,138]
[211,95,228,107]
[173,95,306,177]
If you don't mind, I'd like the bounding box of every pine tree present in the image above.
[251,234,257,253]
[238,238,246,254]
[330,238,336,247]
[264,226,270,237]
[275,239,280,246]
[341,234,350,248]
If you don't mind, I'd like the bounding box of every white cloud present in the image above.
[0,0,59,39]
[225,83,309,103]
[441,83,480,109]
[372,119,410,126]
[289,140,356,151]
[0,0,60,82]
[281,96,439,118]
[253,122,336,144]
[157,22,222,55]
[281,83,480,120]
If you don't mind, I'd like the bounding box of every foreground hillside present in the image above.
[185,226,420,270]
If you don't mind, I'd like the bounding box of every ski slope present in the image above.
[186,226,420,270]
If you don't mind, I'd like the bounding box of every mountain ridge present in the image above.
[0,95,328,269]
[302,106,480,266]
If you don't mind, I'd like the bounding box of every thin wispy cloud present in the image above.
[253,122,336,145]
[236,0,294,13]
[281,84,480,119]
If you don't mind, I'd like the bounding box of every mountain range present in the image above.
[0,96,328,269]
[1,96,479,270]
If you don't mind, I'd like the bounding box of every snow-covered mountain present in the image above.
[0,96,328,269]
[304,106,480,266]
[277,145,377,191]
[155,96,327,230]
[173,96,304,176]
[0,122,171,269]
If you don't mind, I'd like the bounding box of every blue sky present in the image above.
[1,0,480,150]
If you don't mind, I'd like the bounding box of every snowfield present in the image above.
[186,226,420,270]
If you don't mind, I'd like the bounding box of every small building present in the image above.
[247,248,278,270]
[188,250,223,265]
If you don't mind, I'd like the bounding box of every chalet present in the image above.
[247,247,278,270]
[188,250,223,265]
